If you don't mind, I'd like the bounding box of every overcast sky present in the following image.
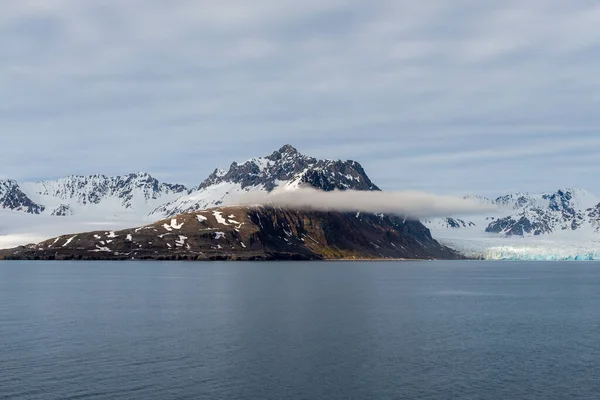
[2,0,600,196]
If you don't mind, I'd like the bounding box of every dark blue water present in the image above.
[1,261,599,400]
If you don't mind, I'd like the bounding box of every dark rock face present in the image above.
[486,214,552,236]
[0,206,463,261]
[199,145,379,192]
[444,218,475,228]
[587,203,600,227]
[51,204,74,216]
[0,180,45,214]
[495,194,532,209]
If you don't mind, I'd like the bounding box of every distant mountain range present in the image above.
[424,189,600,260]
[1,145,377,220]
[3,144,600,260]
[425,188,600,237]
[0,173,188,218]
[0,144,462,261]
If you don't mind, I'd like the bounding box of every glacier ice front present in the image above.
[435,236,600,261]
[480,247,600,261]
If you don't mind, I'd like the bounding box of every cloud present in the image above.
[237,187,498,219]
[1,1,600,195]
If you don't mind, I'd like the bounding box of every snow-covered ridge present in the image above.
[1,146,376,221]
[2,172,189,218]
[428,188,600,237]
[150,144,379,218]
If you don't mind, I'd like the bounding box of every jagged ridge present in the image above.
[150,145,380,218]
[2,173,189,217]
[427,188,600,237]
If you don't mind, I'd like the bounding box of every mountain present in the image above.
[150,145,379,218]
[424,188,600,260]
[0,206,462,261]
[485,189,600,236]
[0,145,388,250]
[2,173,189,218]
[427,188,600,236]
[1,145,378,220]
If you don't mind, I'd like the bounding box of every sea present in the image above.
[1,261,599,400]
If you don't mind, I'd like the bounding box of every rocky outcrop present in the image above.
[51,204,74,216]
[0,206,463,261]
[0,180,45,214]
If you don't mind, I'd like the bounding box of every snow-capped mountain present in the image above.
[486,189,600,235]
[427,188,600,236]
[2,145,379,221]
[2,173,189,218]
[4,143,600,261]
[424,188,600,260]
[0,145,381,249]
[150,144,379,218]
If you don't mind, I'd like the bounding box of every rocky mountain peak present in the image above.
[196,144,378,193]
[267,144,302,160]
[152,145,381,218]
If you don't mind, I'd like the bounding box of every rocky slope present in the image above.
[0,206,462,261]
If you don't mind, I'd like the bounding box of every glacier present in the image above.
[431,233,600,261]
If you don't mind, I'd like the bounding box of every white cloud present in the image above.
[238,187,498,219]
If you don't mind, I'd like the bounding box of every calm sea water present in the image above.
[1,261,599,400]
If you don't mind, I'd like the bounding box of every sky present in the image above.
[2,0,600,196]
